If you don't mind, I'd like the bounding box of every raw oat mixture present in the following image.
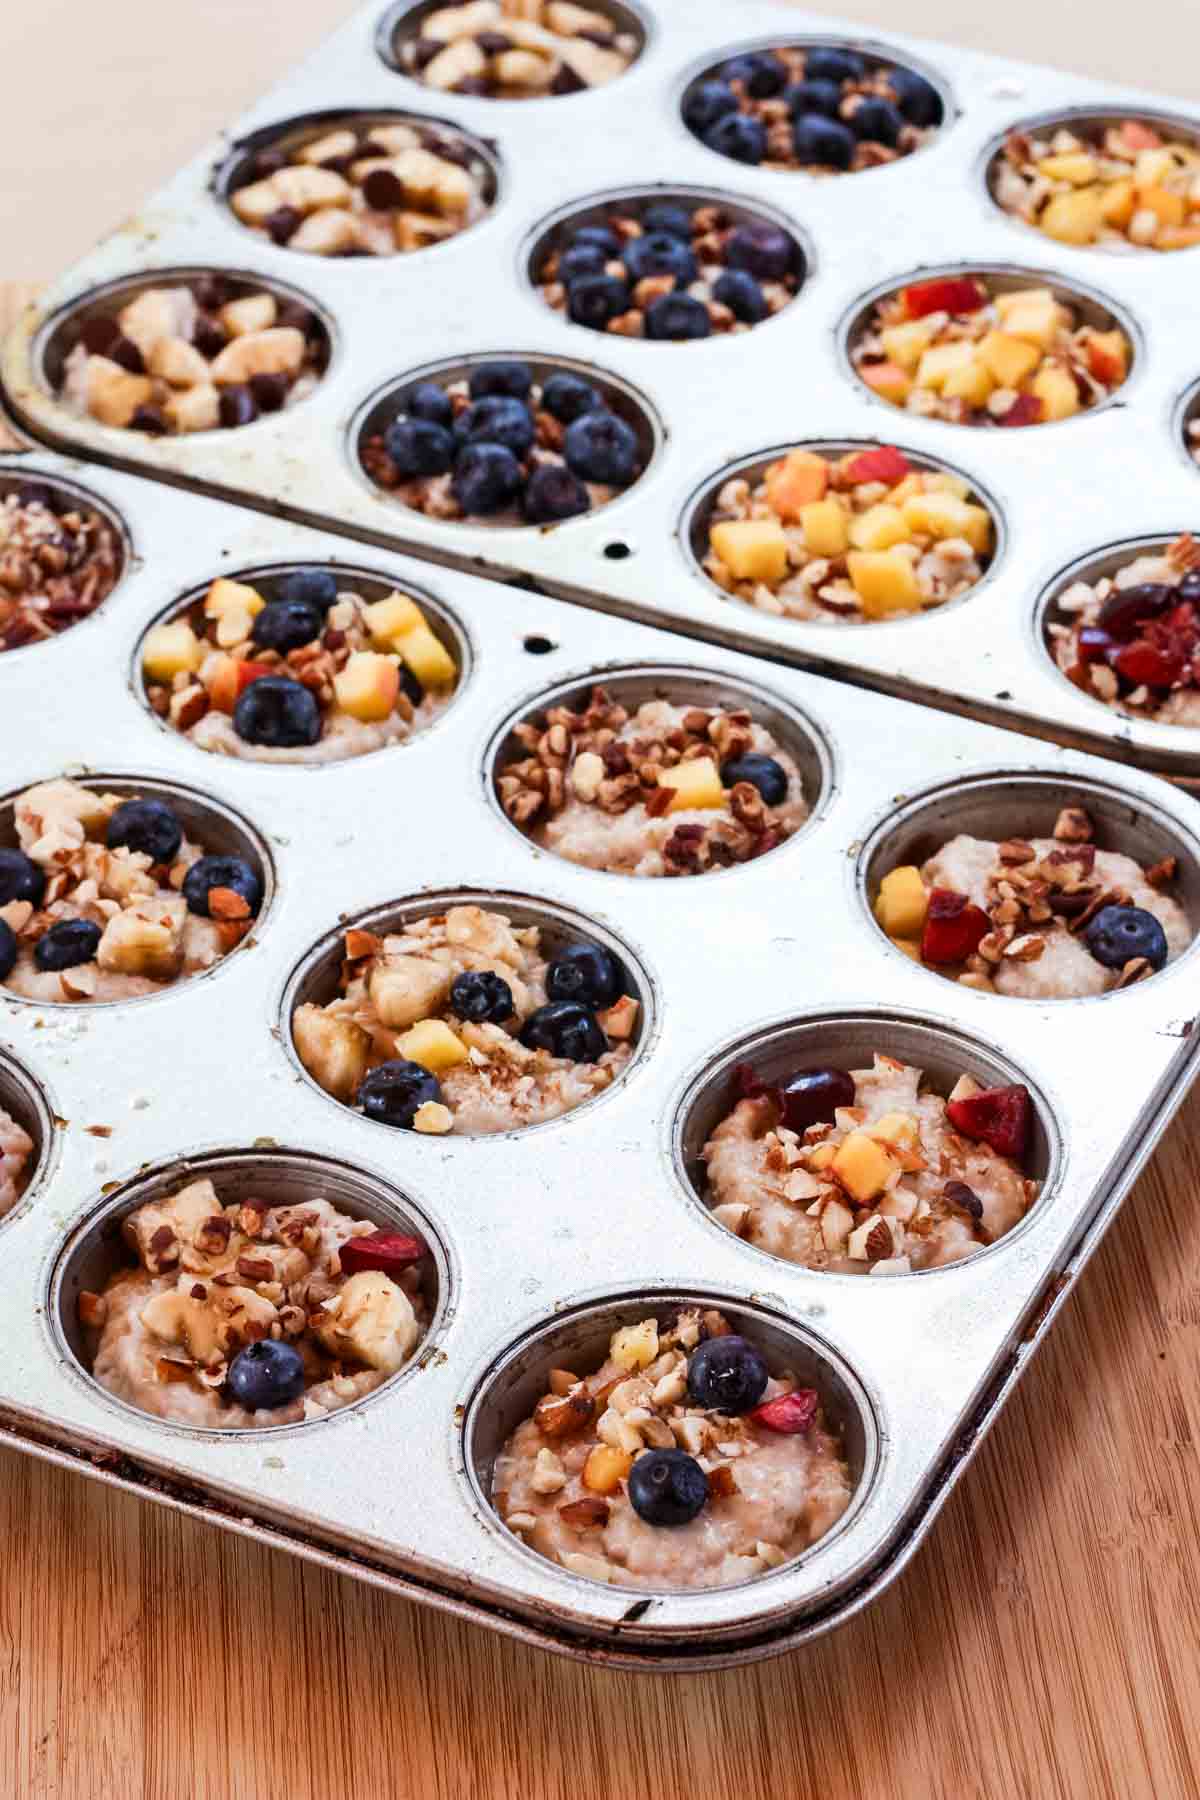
[394,0,638,98]
[0,482,122,651]
[0,1107,34,1219]
[992,117,1200,251]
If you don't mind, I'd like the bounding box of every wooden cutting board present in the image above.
[1,279,1198,1800]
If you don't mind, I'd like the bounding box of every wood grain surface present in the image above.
[2,269,1199,1799]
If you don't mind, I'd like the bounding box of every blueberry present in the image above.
[0,847,45,908]
[793,113,856,168]
[1178,571,1200,604]
[622,232,696,286]
[540,372,603,424]
[644,292,711,341]
[704,113,767,165]
[232,675,322,748]
[451,442,524,515]
[277,568,337,613]
[519,1001,606,1062]
[406,380,454,427]
[357,1058,443,1128]
[34,917,102,972]
[1084,904,1169,972]
[558,241,607,284]
[523,463,590,524]
[450,970,513,1023]
[566,273,630,331]
[687,1334,769,1414]
[713,269,768,324]
[399,663,424,707]
[564,410,640,485]
[0,919,15,981]
[887,66,942,127]
[570,225,621,258]
[784,78,843,119]
[545,941,625,1008]
[627,1449,709,1527]
[720,752,788,803]
[384,415,456,477]
[641,203,693,240]
[16,481,59,513]
[226,1340,305,1411]
[250,597,324,655]
[851,96,903,145]
[804,46,866,84]
[106,798,182,865]
[468,359,533,400]
[682,81,738,135]
[182,853,263,919]
[454,395,535,458]
[776,1067,856,1133]
[725,223,796,281]
[722,51,786,97]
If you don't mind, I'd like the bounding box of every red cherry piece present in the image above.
[843,445,910,485]
[920,888,991,965]
[945,1084,1031,1159]
[339,1231,428,1277]
[750,1389,819,1434]
[1096,583,1173,642]
[732,1060,769,1101]
[996,394,1044,428]
[901,277,988,319]
[1114,639,1184,688]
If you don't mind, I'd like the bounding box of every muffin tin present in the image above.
[3,2,1200,775]
[1,451,1199,1667]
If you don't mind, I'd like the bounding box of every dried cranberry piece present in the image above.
[920,888,991,965]
[996,393,1043,428]
[1113,638,1184,689]
[945,1084,1031,1159]
[902,277,987,319]
[339,1231,428,1277]
[731,1060,769,1101]
[843,445,910,485]
[1097,582,1173,642]
[750,1389,819,1433]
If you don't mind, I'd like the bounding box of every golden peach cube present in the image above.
[961,505,994,556]
[610,1319,659,1372]
[941,355,995,409]
[583,1445,632,1494]
[860,362,912,405]
[879,317,939,371]
[364,590,424,647]
[799,498,849,557]
[831,1132,896,1204]
[394,619,456,689]
[978,330,1042,389]
[866,1111,920,1151]
[1101,177,1137,229]
[1134,147,1177,187]
[657,756,725,812]
[914,341,978,393]
[142,620,203,682]
[1136,184,1186,228]
[397,1018,469,1072]
[922,471,971,499]
[875,865,929,938]
[848,503,909,552]
[846,549,922,618]
[1038,151,1098,185]
[1031,364,1080,422]
[1039,187,1104,245]
[708,518,789,584]
[204,576,266,620]
[333,650,400,723]
[887,473,923,504]
[993,286,1054,320]
[807,1143,838,1173]
[901,491,971,540]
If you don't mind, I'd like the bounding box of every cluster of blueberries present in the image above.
[380,360,642,521]
[627,1334,771,1527]
[683,45,943,169]
[0,799,263,982]
[550,203,799,340]
[353,939,628,1129]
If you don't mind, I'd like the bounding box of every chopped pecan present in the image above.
[77,1290,107,1328]
[997,838,1035,864]
[707,1463,739,1499]
[534,1390,595,1438]
[943,1180,983,1221]
[864,1219,894,1262]
[1144,856,1178,889]
[1053,806,1093,843]
[557,1496,610,1528]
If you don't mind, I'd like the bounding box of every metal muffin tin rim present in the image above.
[0,1049,62,1237]
[1173,374,1200,479]
[373,0,656,95]
[0,465,137,662]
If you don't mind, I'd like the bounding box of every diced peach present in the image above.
[1030,364,1080,422]
[961,505,994,556]
[1136,184,1185,228]
[1085,329,1129,385]
[204,577,266,620]
[364,591,424,645]
[941,355,994,408]
[142,620,202,683]
[879,318,939,371]
[859,361,912,404]
[914,341,978,393]
[922,471,970,499]
[875,866,928,937]
[394,620,456,689]
[1134,147,1176,187]
[998,295,1062,350]
[764,450,829,520]
[846,549,921,618]
[709,519,789,584]
[1039,187,1104,245]
[978,331,1042,389]
[1038,151,1098,185]
[900,491,972,540]
[397,1018,468,1072]
[800,498,849,557]
[208,657,275,714]
[831,1132,895,1204]
[333,651,400,722]
[1100,177,1137,230]
[657,757,725,811]
[993,287,1055,320]
[583,1446,632,1494]
[1121,120,1162,152]
[848,504,909,552]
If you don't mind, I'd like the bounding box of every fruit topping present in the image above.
[232,674,322,747]
[902,277,987,318]
[627,1448,710,1526]
[383,416,456,476]
[563,410,640,484]
[920,888,992,964]
[792,114,855,168]
[945,1082,1032,1158]
[339,1230,428,1277]
[454,395,536,458]
[1084,904,1169,971]
[719,752,788,805]
[34,917,103,972]
[105,797,183,866]
[540,372,602,423]
[407,381,454,427]
[250,596,326,654]
[449,969,514,1023]
[522,463,589,524]
[622,231,697,286]
[686,1334,769,1414]
[451,442,523,515]
[704,113,766,165]
[545,942,624,1008]
[469,360,533,400]
[851,96,902,145]
[843,444,910,485]
[182,854,263,919]
[0,847,46,907]
[749,1388,819,1433]
[0,919,16,981]
[683,81,739,134]
[356,1058,443,1129]
[712,269,768,324]
[226,1339,306,1411]
[776,1066,856,1132]
[519,1001,607,1062]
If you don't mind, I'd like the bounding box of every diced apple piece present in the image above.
[1100,178,1137,230]
[859,361,912,404]
[708,519,788,584]
[1038,151,1098,185]
[364,591,424,646]
[297,128,358,166]
[205,577,267,620]
[849,503,909,551]
[1121,120,1162,152]
[142,620,202,682]
[117,287,197,357]
[1030,364,1080,422]
[147,336,210,388]
[879,318,938,370]
[289,211,364,256]
[901,491,971,540]
[941,355,994,408]
[209,327,305,386]
[397,1018,469,1072]
[219,294,277,338]
[914,341,978,393]
[293,1003,371,1102]
[369,956,452,1029]
[961,505,994,556]
[763,450,828,520]
[97,906,184,981]
[846,549,921,618]
[1134,147,1176,187]
[800,498,849,557]
[843,446,910,486]
[230,178,287,227]
[394,620,456,689]
[831,1132,895,1204]
[922,471,970,498]
[208,657,275,714]
[978,330,1042,389]
[993,286,1055,319]
[333,651,400,722]
[657,757,725,812]
[269,166,354,215]
[902,277,987,319]
[875,865,929,937]
[163,385,220,434]
[1040,188,1104,245]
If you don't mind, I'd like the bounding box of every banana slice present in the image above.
[315,1270,417,1373]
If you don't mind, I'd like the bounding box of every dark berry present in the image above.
[219,385,259,429]
[0,848,45,907]
[563,410,640,485]
[1097,583,1173,642]
[887,66,942,127]
[687,1335,769,1414]
[725,223,797,281]
[519,1001,606,1062]
[804,46,866,83]
[540,372,603,424]
[399,663,424,706]
[182,854,263,919]
[226,1340,305,1411]
[704,113,767,165]
[1084,904,1169,972]
[249,371,289,413]
[277,568,338,613]
[622,232,696,286]
[451,442,524,515]
[570,225,621,257]
[1177,571,1200,604]
[468,359,533,400]
[713,269,767,324]
[454,395,535,458]
[523,463,590,523]
[720,751,788,802]
[106,798,182,865]
[357,1059,443,1128]
[34,918,102,972]
[627,1449,709,1527]
[683,81,738,134]
[776,1067,856,1133]
[0,919,15,982]
[545,941,624,1008]
[784,78,843,118]
[722,51,786,97]
[450,970,514,1023]
[16,481,60,512]
[641,203,692,240]
[384,415,456,476]
[644,292,711,341]
[793,113,856,167]
[851,96,903,145]
[233,675,321,747]
[407,380,454,427]
[567,272,630,330]
[558,241,607,284]
[250,597,323,654]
